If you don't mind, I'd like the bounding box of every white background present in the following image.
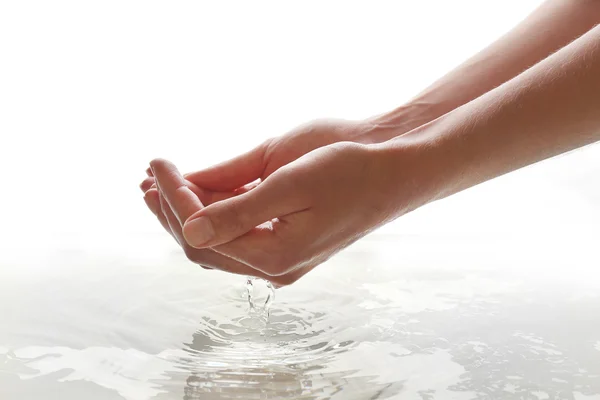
[1,0,599,256]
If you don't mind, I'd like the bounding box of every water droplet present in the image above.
[245,277,275,327]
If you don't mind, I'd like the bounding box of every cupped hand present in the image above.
[139,119,374,253]
[179,119,371,194]
[142,163,290,282]
[151,141,419,286]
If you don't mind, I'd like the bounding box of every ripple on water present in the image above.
[5,243,600,399]
[167,281,375,398]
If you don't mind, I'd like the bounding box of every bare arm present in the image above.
[385,24,600,205]
[365,0,600,141]
[145,4,600,286]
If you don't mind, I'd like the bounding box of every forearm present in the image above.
[384,24,600,209]
[366,0,600,139]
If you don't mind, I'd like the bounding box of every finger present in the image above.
[212,210,314,276]
[153,184,297,285]
[140,176,155,192]
[151,159,204,225]
[184,140,270,191]
[159,187,193,245]
[146,167,153,177]
[145,188,176,240]
[158,189,184,246]
[184,179,237,206]
[158,189,286,278]
[157,187,203,265]
[158,190,209,269]
[149,166,285,280]
[156,184,221,271]
[182,170,308,248]
[233,180,261,195]
[183,245,291,283]
[143,189,159,215]
[144,166,235,205]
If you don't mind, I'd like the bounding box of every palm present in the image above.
[260,119,352,177]
[184,119,358,192]
[139,120,365,284]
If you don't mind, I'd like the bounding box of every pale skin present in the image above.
[140,1,600,286]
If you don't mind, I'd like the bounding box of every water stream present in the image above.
[244,277,275,325]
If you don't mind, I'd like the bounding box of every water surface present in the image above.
[1,234,600,399]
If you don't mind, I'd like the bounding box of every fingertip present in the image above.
[185,209,205,223]
[149,159,165,182]
[145,187,159,198]
[183,215,215,248]
[150,158,186,193]
[149,158,174,173]
[149,158,166,167]
[146,167,153,177]
[139,177,155,192]
[183,143,268,192]
[143,189,160,215]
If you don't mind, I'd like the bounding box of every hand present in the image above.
[143,163,290,281]
[151,141,426,286]
[177,119,377,194]
[139,118,396,248]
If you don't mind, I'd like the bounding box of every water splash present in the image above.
[241,277,275,330]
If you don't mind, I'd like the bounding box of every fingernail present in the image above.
[184,216,215,246]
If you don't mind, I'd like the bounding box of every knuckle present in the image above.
[260,137,276,149]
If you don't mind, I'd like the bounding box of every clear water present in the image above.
[1,234,600,400]
[243,277,274,329]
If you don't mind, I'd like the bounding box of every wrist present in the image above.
[351,101,446,145]
[366,123,455,219]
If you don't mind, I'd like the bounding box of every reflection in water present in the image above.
[2,237,600,399]
[173,303,405,399]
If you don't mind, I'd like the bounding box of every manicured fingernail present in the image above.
[184,216,215,246]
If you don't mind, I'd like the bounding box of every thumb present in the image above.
[182,171,307,248]
[184,140,271,192]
